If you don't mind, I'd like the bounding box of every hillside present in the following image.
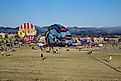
[0,26,121,35]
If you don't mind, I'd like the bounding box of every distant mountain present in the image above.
[0,25,121,35]
[67,26,121,35]
[35,26,48,35]
[0,27,19,33]
[0,26,48,34]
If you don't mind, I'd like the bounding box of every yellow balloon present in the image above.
[18,23,36,38]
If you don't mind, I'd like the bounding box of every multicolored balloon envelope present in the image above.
[18,23,37,42]
[23,36,35,43]
[45,24,72,46]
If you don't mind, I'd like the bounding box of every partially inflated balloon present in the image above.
[18,23,36,42]
[45,24,72,46]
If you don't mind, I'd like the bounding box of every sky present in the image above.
[0,0,121,27]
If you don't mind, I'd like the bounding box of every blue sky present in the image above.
[0,0,121,27]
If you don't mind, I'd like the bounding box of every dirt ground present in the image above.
[0,46,121,81]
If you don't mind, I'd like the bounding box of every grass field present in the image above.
[0,46,121,81]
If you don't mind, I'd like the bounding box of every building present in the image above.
[108,37,119,43]
[0,33,6,38]
[93,37,104,43]
[7,33,17,38]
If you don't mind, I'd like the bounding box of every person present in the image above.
[109,55,112,61]
[55,49,58,54]
[40,53,46,61]
[1,51,4,56]
[87,49,92,54]
[46,46,50,53]
[41,53,43,58]
[53,48,58,54]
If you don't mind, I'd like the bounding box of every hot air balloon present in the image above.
[45,24,73,46]
[18,23,37,42]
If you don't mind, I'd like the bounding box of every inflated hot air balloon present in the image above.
[18,23,36,42]
[45,24,72,46]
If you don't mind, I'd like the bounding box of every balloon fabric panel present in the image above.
[45,24,73,46]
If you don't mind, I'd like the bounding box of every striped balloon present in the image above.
[18,23,36,38]
[18,23,37,42]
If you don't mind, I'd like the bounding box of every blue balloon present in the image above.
[45,24,73,46]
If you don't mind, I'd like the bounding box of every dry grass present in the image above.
[0,47,121,81]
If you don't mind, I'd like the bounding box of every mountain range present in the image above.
[0,26,121,35]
